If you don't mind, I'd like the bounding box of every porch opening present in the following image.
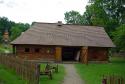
[62,47,81,61]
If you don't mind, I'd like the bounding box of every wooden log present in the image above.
[81,47,88,64]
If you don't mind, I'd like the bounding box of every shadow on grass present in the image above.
[109,56,125,63]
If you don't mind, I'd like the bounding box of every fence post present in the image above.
[0,55,41,84]
[121,77,124,84]
[35,64,40,84]
[102,78,107,84]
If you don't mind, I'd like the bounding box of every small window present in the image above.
[25,48,30,52]
[35,48,40,53]
[46,48,54,54]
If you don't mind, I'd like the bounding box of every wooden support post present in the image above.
[13,45,16,54]
[55,47,62,62]
[81,47,88,64]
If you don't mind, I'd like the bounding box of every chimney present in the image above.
[57,21,62,26]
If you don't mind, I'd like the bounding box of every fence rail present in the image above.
[102,75,125,84]
[0,54,40,84]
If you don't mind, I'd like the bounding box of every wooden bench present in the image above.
[40,64,52,79]
[49,63,58,73]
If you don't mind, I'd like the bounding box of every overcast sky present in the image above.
[0,0,89,24]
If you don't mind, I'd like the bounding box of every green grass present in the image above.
[40,64,65,84]
[0,65,26,84]
[0,63,65,84]
[75,57,125,84]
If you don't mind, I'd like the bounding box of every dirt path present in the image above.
[62,64,84,84]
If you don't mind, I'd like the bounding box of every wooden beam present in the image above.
[55,47,62,62]
[81,47,88,64]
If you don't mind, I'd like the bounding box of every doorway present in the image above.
[62,47,81,61]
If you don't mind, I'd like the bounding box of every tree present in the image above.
[0,17,15,42]
[10,23,30,41]
[64,11,84,24]
[86,0,125,37]
[64,0,124,34]
[112,24,125,51]
[89,0,125,24]
[83,3,109,26]
[64,0,125,51]
[10,26,22,41]
[0,17,30,42]
[15,23,30,32]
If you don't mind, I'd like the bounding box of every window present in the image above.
[46,48,54,54]
[25,48,30,52]
[35,48,40,53]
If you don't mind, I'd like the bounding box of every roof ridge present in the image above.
[33,22,104,28]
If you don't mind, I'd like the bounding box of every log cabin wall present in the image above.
[14,45,55,60]
[13,44,109,62]
[88,47,108,61]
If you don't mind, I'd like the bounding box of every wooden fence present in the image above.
[102,75,125,84]
[0,54,40,84]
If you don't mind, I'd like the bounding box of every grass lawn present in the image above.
[40,64,65,84]
[75,57,125,84]
[0,65,26,84]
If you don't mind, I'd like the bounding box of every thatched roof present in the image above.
[11,22,115,47]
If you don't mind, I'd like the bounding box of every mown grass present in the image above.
[75,57,125,84]
[40,64,65,84]
[0,65,26,84]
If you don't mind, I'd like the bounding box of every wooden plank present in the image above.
[55,47,62,62]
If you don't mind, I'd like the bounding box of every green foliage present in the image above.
[64,0,125,51]
[0,17,15,42]
[112,24,125,51]
[64,11,84,24]
[88,0,125,26]
[0,32,2,43]
[84,2,109,26]
[102,0,125,24]
[10,23,30,41]
[75,57,125,84]
[0,17,30,42]
[10,26,22,41]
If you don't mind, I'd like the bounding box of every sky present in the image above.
[0,0,89,24]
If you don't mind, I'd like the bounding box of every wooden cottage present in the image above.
[11,22,115,64]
